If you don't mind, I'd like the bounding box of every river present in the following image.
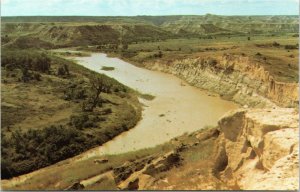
[72,53,238,159]
[1,52,238,187]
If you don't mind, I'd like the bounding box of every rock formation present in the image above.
[144,55,298,108]
[214,108,299,190]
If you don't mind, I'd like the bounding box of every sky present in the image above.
[1,0,299,16]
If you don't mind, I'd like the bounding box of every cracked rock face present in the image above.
[214,108,299,190]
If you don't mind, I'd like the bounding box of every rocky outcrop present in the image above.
[214,108,299,190]
[114,151,181,190]
[144,54,298,108]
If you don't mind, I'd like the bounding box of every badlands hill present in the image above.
[2,15,299,48]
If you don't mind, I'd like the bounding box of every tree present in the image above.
[83,76,112,111]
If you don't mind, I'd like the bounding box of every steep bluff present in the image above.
[143,54,298,108]
[214,108,299,190]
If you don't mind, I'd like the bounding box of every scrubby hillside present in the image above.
[1,49,141,179]
[3,108,298,190]
[1,23,174,48]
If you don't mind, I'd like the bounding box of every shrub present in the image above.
[64,85,87,101]
[57,65,66,76]
[33,72,41,81]
[1,125,89,179]
[272,41,280,47]
[101,66,115,71]
[208,59,218,66]
[70,114,89,129]
[101,108,112,115]
[1,49,51,73]
[21,68,31,82]
[31,54,51,73]
[5,64,16,71]
[153,51,163,58]
[69,114,99,129]
[284,44,298,50]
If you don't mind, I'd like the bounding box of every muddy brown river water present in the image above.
[2,52,238,187]
[73,53,238,159]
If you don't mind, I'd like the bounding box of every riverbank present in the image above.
[1,50,298,190]
[1,50,142,179]
[94,34,298,108]
[1,51,237,189]
[3,107,298,190]
[72,53,238,155]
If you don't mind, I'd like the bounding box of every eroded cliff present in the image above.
[109,108,299,190]
[143,54,298,108]
[214,108,299,190]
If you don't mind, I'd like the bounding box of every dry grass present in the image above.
[124,35,298,83]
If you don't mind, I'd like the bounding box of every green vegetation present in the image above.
[1,15,299,189]
[2,49,51,73]
[101,66,115,71]
[2,15,298,48]
[2,15,298,35]
[2,125,88,178]
[53,51,91,57]
[4,36,54,49]
[102,35,298,83]
[2,126,218,190]
[2,16,298,83]
[1,48,141,179]
[139,93,155,101]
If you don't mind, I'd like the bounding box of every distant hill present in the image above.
[1,23,174,47]
[2,15,298,48]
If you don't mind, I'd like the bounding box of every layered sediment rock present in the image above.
[144,55,298,108]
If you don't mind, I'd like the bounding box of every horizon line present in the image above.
[2,14,299,17]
